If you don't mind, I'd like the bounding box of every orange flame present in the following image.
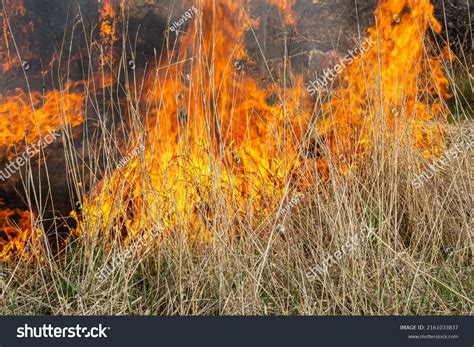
[98,0,118,66]
[0,83,84,259]
[76,0,309,243]
[0,83,85,160]
[317,0,453,174]
[99,0,117,40]
[0,207,37,260]
[267,0,296,25]
[1,0,455,257]
[76,0,453,246]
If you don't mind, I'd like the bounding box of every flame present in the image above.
[99,0,117,40]
[1,0,455,257]
[76,0,309,243]
[0,0,27,74]
[0,83,85,160]
[98,0,118,67]
[267,0,296,25]
[0,82,84,259]
[316,0,453,174]
[0,206,36,260]
[76,0,453,246]
[0,82,84,258]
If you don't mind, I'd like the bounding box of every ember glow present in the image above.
[0,0,454,258]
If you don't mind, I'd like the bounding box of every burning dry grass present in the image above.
[0,0,473,315]
[0,133,472,314]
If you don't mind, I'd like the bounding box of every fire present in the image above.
[98,0,118,67]
[99,0,117,41]
[316,0,453,174]
[267,0,296,25]
[0,83,85,160]
[0,207,35,260]
[0,0,27,74]
[1,0,455,257]
[76,0,453,245]
[0,83,84,258]
[76,0,309,243]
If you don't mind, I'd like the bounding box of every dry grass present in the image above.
[1,112,472,315]
[0,1,472,316]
